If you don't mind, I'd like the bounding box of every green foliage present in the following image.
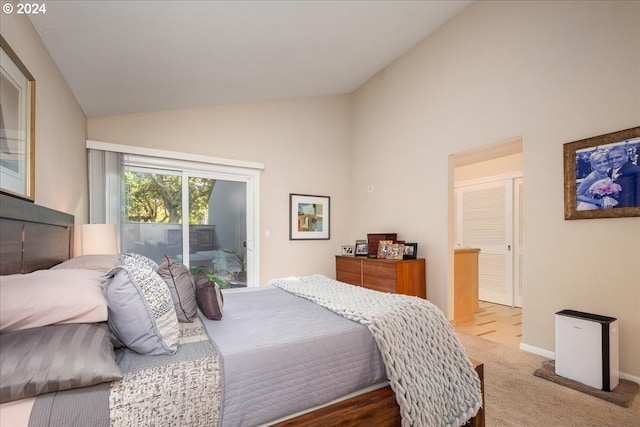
[124,171,215,224]
[188,177,214,224]
[223,248,246,272]
[189,268,228,289]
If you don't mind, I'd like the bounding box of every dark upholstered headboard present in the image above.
[0,194,74,275]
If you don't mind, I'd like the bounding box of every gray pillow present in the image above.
[104,256,179,355]
[157,256,197,323]
[0,323,122,403]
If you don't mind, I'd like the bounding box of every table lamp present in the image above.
[73,224,118,257]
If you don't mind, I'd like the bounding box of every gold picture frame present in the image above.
[386,243,405,260]
[0,35,35,201]
[376,240,393,259]
[563,126,639,220]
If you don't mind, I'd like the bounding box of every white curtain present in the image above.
[88,148,122,239]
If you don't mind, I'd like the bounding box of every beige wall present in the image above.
[88,96,354,284]
[454,153,522,183]
[350,1,639,377]
[1,8,87,221]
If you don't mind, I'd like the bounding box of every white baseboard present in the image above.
[619,372,640,384]
[519,343,640,385]
[519,342,554,359]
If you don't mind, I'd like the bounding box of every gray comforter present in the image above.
[29,286,386,427]
[271,275,483,427]
[201,286,387,426]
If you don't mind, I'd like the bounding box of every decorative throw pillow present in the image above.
[51,254,120,273]
[157,255,197,323]
[104,256,179,355]
[0,269,107,332]
[194,271,224,320]
[0,323,122,403]
[121,252,159,270]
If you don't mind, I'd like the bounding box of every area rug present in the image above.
[534,360,639,408]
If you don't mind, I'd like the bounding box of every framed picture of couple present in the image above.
[563,126,640,220]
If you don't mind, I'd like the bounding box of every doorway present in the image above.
[455,174,523,307]
[450,137,523,319]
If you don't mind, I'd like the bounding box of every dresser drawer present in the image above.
[337,270,361,286]
[336,256,361,274]
[362,260,397,280]
[362,276,396,293]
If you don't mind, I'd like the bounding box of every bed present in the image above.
[0,194,485,427]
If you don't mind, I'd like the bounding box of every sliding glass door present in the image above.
[186,176,247,287]
[87,142,262,288]
[121,166,251,288]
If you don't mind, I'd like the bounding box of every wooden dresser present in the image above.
[335,256,426,299]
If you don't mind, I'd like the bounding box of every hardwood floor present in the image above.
[454,301,522,348]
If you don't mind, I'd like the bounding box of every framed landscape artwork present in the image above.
[563,126,640,220]
[0,36,35,201]
[290,193,330,240]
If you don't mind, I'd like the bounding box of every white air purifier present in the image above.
[555,310,619,391]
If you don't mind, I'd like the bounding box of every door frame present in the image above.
[447,136,523,322]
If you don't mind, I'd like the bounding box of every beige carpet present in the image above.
[457,332,640,427]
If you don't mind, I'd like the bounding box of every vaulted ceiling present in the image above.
[29,1,472,117]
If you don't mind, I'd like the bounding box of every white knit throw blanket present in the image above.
[270,275,482,427]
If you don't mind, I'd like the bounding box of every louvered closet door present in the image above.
[456,180,514,306]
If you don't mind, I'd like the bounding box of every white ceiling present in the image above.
[29,1,472,118]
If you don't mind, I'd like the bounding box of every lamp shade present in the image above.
[73,224,118,257]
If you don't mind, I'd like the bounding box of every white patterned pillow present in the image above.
[104,255,179,355]
[121,252,159,270]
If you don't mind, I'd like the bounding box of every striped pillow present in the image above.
[157,256,197,323]
[0,323,122,403]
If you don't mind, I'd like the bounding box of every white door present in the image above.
[455,175,522,307]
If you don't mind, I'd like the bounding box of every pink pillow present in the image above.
[51,254,120,273]
[0,269,107,332]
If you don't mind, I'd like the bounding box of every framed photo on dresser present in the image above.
[355,240,368,256]
[386,243,404,260]
[341,245,355,257]
[403,243,418,259]
[376,240,393,259]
